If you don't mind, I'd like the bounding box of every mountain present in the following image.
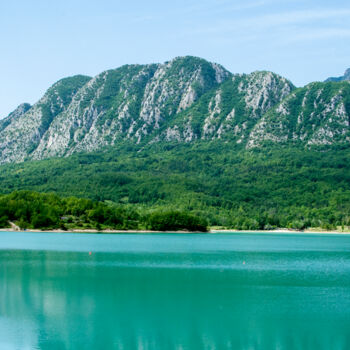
[1,57,350,230]
[325,68,350,82]
[31,57,231,160]
[0,57,350,165]
[0,56,294,164]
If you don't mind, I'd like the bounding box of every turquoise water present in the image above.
[0,231,350,349]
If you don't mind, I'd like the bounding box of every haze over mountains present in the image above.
[325,68,350,82]
[1,56,349,164]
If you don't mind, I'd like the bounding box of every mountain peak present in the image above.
[0,103,31,132]
[11,103,32,116]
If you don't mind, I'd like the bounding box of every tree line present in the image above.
[0,191,208,232]
[0,140,350,231]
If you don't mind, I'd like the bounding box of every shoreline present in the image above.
[1,228,350,235]
[210,229,350,235]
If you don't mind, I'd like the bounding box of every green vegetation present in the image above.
[147,210,207,232]
[1,140,350,231]
[0,191,208,232]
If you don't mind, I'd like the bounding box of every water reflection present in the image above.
[0,233,350,349]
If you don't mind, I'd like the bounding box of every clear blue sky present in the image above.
[1,0,349,118]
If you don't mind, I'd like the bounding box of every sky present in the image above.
[0,0,350,118]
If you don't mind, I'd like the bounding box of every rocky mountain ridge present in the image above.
[1,57,349,164]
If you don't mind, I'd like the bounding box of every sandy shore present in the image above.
[1,228,350,234]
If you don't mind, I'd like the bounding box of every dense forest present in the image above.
[0,140,350,231]
[0,191,208,232]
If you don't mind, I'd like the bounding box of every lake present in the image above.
[0,231,350,349]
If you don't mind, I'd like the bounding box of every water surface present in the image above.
[0,231,350,349]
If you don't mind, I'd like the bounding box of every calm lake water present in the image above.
[0,231,350,350]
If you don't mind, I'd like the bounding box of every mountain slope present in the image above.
[0,75,91,163]
[161,71,294,143]
[248,81,350,148]
[0,103,31,133]
[1,141,350,230]
[31,57,231,159]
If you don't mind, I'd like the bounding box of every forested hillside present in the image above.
[1,141,349,230]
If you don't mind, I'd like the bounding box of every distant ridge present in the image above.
[325,68,350,82]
